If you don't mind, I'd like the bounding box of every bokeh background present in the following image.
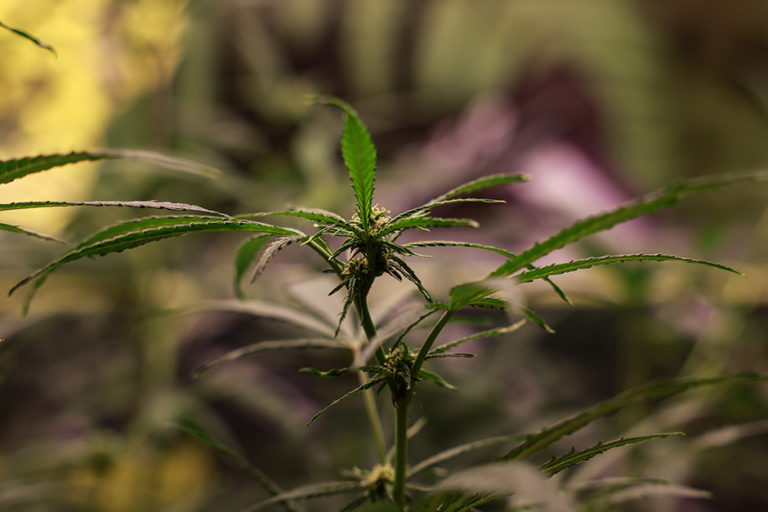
[2,1,768,510]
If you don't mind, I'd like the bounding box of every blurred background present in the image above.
[2,0,768,510]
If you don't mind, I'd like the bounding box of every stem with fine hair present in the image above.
[393,311,454,508]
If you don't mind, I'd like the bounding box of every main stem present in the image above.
[393,310,454,509]
[307,240,388,464]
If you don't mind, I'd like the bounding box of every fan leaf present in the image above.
[0,200,228,216]
[234,235,273,299]
[490,169,768,277]
[0,149,220,185]
[513,254,742,283]
[430,320,526,355]
[378,217,479,237]
[194,339,346,377]
[541,433,683,476]
[307,376,388,426]
[503,372,768,461]
[10,217,301,314]
[0,223,70,244]
[429,173,530,203]
[408,434,530,477]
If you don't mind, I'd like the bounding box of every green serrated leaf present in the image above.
[249,235,304,283]
[307,375,388,426]
[408,434,530,477]
[316,96,376,231]
[194,339,345,377]
[390,198,505,224]
[429,173,530,203]
[0,200,228,216]
[175,422,301,512]
[541,433,683,476]
[515,306,555,333]
[10,217,302,316]
[242,481,365,512]
[0,149,220,186]
[0,20,56,55]
[448,282,498,312]
[234,235,273,299]
[430,320,526,355]
[489,169,768,277]
[418,369,458,391]
[513,254,742,283]
[378,217,479,237]
[503,372,768,461]
[254,208,358,233]
[0,222,70,245]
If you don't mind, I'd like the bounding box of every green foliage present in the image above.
[4,96,768,512]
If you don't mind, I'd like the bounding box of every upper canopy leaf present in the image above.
[317,96,376,232]
[489,169,768,277]
[429,173,529,204]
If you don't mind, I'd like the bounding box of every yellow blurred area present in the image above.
[68,442,215,511]
[0,0,187,233]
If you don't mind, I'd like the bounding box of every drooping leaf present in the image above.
[242,481,365,512]
[194,339,346,377]
[588,482,711,507]
[0,20,55,55]
[0,222,70,244]
[512,254,742,283]
[429,173,530,204]
[234,235,273,299]
[540,433,683,476]
[0,200,227,216]
[250,235,304,283]
[317,96,376,230]
[175,422,301,512]
[0,149,220,186]
[429,320,526,355]
[10,218,303,315]
[197,300,338,338]
[300,365,389,378]
[408,434,529,477]
[389,257,431,301]
[503,372,768,461]
[489,169,768,277]
[418,369,457,391]
[515,306,555,333]
[307,375,388,426]
[378,217,479,237]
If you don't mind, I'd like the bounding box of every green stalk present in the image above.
[393,311,454,508]
[308,239,388,464]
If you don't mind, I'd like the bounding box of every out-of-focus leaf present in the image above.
[408,434,529,477]
[175,422,301,512]
[197,300,338,338]
[242,481,364,512]
[448,282,498,312]
[194,339,346,377]
[503,372,768,461]
[0,20,55,55]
